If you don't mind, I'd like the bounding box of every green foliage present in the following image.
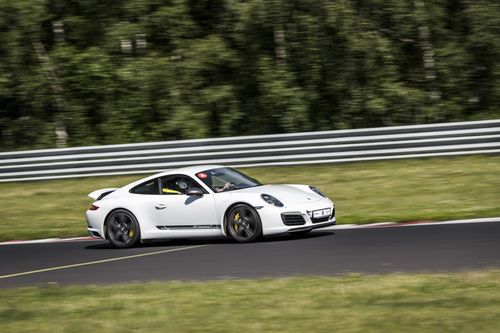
[2,271,500,332]
[0,0,498,150]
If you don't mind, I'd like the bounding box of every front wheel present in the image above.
[106,209,141,248]
[226,204,262,243]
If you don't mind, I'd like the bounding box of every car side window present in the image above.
[130,178,160,195]
[160,175,207,195]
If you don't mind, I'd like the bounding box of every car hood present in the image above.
[234,184,323,205]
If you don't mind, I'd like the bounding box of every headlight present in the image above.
[261,194,284,207]
[309,186,326,198]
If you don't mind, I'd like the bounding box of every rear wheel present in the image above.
[106,209,141,248]
[226,204,262,243]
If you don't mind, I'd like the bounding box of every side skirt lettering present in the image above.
[156,225,221,230]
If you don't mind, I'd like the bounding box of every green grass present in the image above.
[2,270,500,332]
[0,155,499,241]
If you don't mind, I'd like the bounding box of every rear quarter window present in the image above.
[130,179,160,195]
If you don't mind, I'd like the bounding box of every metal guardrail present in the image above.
[1,119,499,182]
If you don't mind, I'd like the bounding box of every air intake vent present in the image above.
[281,213,306,226]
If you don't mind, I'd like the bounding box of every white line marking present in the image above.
[323,224,359,230]
[359,222,397,227]
[1,217,499,246]
[384,218,500,228]
[0,237,97,246]
[325,217,500,231]
[0,245,206,280]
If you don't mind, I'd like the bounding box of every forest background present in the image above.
[0,0,498,151]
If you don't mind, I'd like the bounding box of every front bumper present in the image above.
[288,219,337,233]
[258,200,336,236]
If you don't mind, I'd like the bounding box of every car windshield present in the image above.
[196,167,262,193]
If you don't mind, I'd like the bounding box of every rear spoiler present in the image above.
[88,188,118,201]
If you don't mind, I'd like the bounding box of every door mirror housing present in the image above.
[186,187,204,197]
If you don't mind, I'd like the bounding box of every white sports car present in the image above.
[86,165,336,248]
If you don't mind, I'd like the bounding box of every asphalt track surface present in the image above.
[1,221,500,288]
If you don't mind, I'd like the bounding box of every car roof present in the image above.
[122,165,228,190]
[154,164,226,177]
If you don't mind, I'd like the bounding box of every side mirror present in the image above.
[186,187,204,197]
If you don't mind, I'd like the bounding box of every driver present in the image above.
[197,171,237,193]
[215,182,236,192]
[176,179,189,194]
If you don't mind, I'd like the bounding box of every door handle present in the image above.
[155,204,167,210]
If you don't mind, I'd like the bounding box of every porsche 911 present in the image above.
[86,165,336,247]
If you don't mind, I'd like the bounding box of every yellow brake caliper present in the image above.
[234,212,240,231]
[129,229,134,238]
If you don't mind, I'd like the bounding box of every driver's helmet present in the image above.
[176,179,188,190]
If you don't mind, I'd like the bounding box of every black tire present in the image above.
[226,204,262,243]
[106,209,141,248]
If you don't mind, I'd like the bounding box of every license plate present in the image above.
[313,208,331,218]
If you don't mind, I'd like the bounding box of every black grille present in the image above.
[281,213,306,226]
